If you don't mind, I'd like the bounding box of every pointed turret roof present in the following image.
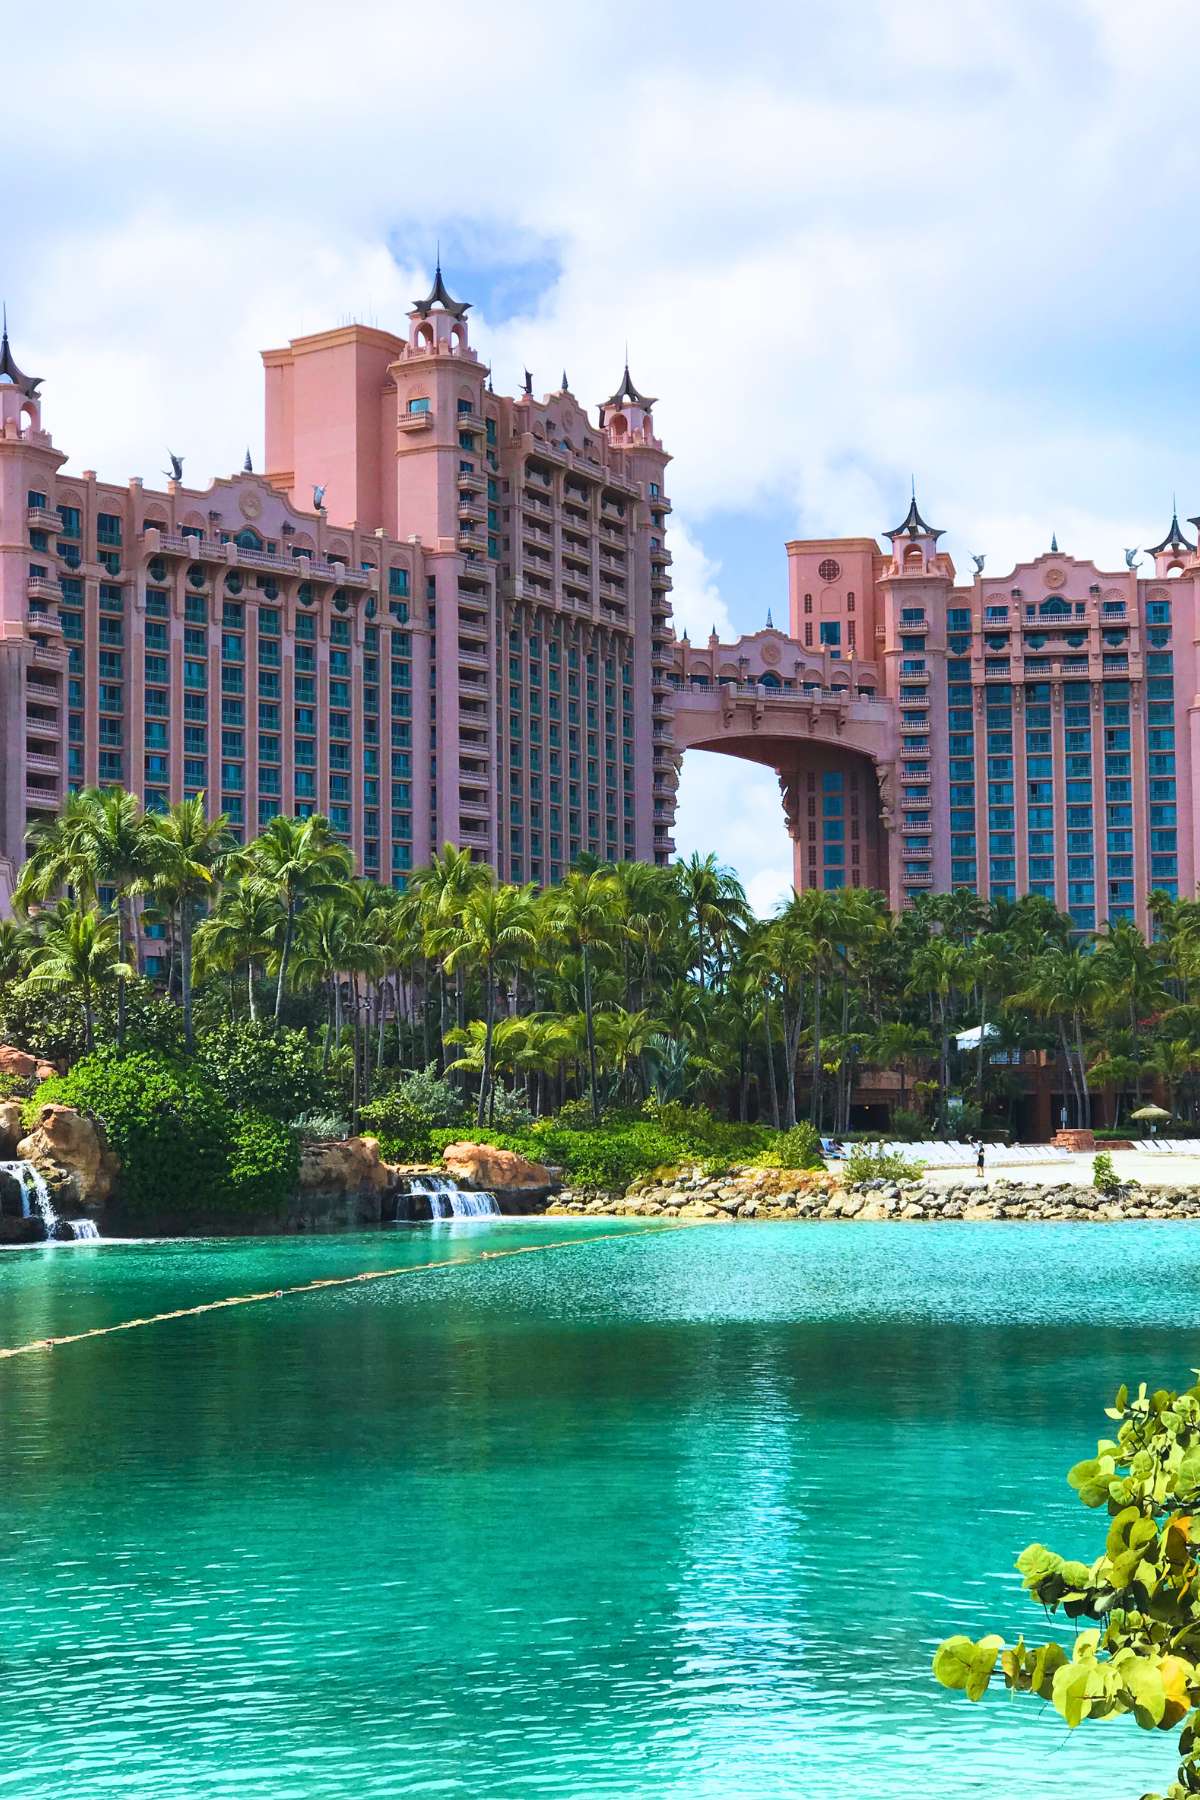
[886,488,942,541]
[0,312,41,398]
[1050,532,1059,553]
[603,362,656,410]
[1148,506,1194,557]
[412,261,471,319]
[243,448,253,473]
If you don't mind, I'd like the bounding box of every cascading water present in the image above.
[0,1161,101,1241]
[403,1176,501,1221]
[0,1159,58,1235]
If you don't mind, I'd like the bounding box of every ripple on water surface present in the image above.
[0,1219,1193,1798]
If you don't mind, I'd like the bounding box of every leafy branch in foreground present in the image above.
[934,1378,1200,1799]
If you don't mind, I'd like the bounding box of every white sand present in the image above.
[917,1149,1200,1190]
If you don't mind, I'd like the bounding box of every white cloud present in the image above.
[5,0,1199,897]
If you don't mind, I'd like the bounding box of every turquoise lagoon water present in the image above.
[0,1217,1194,1798]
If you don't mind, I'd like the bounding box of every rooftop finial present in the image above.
[1050,531,1059,553]
[523,368,533,397]
[412,255,470,319]
[561,369,569,391]
[886,487,942,542]
[766,607,774,629]
[243,447,253,474]
[1148,502,1195,557]
[0,309,42,398]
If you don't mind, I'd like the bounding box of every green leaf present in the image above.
[933,1637,978,1692]
[1121,1658,1167,1728]
[1069,1457,1115,1506]
[1031,1642,1068,1698]
[1053,1657,1096,1728]
[1017,1544,1063,1585]
[1178,1449,1200,1496]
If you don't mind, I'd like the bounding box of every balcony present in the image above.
[25,750,60,775]
[458,497,487,523]
[902,768,931,782]
[27,576,60,603]
[457,532,486,555]
[650,548,673,568]
[899,693,931,708]
[983,667,1012,682]
[904,871,934,886]
[26,677,59,701]
[904,819,933,833]
[398,409,434,432]
[31,641,67,672]
[26,714,61,739]
[458,470,487,495]
[25,785,58,811]
[455,409,485,432]
[898,617,929,633]
[27,506,61,531]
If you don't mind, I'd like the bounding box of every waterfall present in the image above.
[0,1161,101,1241]
[404,1176,501,1221]
[0,1159,59,1235]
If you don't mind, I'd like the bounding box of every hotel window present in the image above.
[408,396,430,414]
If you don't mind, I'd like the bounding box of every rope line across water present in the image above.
[0,1224,699,1361]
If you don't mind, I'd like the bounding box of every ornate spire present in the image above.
[561,369,569,391]
[766,607,774,629]
[603,361,656,410]
[412,260,470,320]
[1050,531,1059,553]
[243,448,253,474]
[1148,502,1194,557]
[523,369,533,397]
[0,310,42,399]
[886,487,943,541]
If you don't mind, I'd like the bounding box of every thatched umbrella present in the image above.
[1131,1103,1170,1137]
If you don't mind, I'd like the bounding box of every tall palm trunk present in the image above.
[582,943,600,1123]
[247,959,258,1024]
[809,969,823,1128]
[274,894,296,1024]
[762,993,780,1129]
[477,969,496,1128]
[180,901,196,1052]
[116,895,131,1048]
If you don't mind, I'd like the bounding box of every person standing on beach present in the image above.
[976,1140,985,1180]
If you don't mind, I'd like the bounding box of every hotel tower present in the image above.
[0,270,678,921]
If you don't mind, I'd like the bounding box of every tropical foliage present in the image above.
[3,788,1199,1148]
[934,1375,1200,1799]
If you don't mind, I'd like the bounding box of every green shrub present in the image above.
[1092,1150,1120,1194]
[226,1110,299,1214]
[358,1064,467,1161]
[193,1021,326,1123]
[750,1123,825,1171]
[890,1107,925,1141]
[290,1110,350,1142]
[843,1141,926,1184]
[27,1048,298,1220]
[0,1070,30,1100]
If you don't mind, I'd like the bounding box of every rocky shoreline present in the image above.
[545,1167,1200,1223]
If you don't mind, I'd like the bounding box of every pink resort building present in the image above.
[0,270,678,927]
[0,266,1196,938]
[672,499,1199,933]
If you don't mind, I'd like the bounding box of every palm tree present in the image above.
[442,882,538,1125]
[193,882,282,1022]
[544,869,621,1122]
[0,918,32,993]
[22,909,132,1050]
[414,843,489,1067]
[594,1006,663,1106]
[866,1020,933,1118]
[906,936,965,1131]
[677,851,746,990]
[1017,946,1106,1127]
[243,814,353,1023]
[1094,920,1169,1103]
[16,787,164,1047]
[153,796,237,1049]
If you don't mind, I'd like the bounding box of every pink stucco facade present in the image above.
[0,277,677,920]
[672,500,1199,932]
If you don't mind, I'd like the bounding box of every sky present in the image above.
[5,0,1200,917]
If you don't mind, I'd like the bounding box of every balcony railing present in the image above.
[27,576,60,603]
[398,410,433,432]
[27,507,61,531]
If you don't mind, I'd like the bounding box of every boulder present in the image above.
[441,1141,556,1200]
[298,1135,390,1199]
[0,1046,37,1081]
[17,1103,120,1212]
[0,1099,23,1156]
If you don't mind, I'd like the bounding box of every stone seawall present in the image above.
[545,1167,1200,1222]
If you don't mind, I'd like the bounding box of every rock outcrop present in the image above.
[440,1141,556,1208]
[0,1099,23,1156]
[288,1135,393,1231]
[16,1103,120,1214]
[544,1165,1200,1224]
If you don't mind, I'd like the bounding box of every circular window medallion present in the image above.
[1044,567,1066,588]
[818,558,841,583]
[239,491,262,520]
[762,641,781,665]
